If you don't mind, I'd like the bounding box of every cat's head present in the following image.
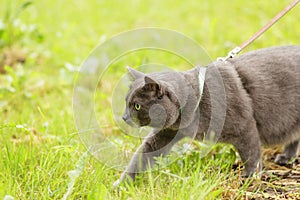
[122,67,181,129]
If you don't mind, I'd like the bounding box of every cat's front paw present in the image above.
[274,154,290,165]
[113,179,121,189]
[241,171,262,179]
[113,173,133,189]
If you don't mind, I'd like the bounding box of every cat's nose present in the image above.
[122,113,128,121]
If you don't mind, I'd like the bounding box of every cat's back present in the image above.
[231,45,300,77]
[228,45,300,145]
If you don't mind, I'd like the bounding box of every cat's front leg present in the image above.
[114,129,183,187]
[229,120,262,177]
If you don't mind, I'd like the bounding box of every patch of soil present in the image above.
[0,46,26,73]
[246,148,300,199]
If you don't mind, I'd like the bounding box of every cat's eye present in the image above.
[134,103,141,111]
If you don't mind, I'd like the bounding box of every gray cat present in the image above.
[114,45,300,186]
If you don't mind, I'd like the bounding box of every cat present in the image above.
[114,45,300,187]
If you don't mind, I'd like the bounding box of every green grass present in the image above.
[0,0,299,199]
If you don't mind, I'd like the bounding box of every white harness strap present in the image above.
[193,66,207,112]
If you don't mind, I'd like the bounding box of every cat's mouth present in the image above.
[122,115,136,127]
[123,114,169,129]
[125,119,138,127]
[124,118,150,128]
[122,112,148,127]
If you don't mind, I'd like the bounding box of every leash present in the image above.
[217,0,300,61]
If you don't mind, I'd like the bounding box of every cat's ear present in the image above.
[126,66,144,80]
[144,76,164,98]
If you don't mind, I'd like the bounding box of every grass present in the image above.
[0,0,300,199]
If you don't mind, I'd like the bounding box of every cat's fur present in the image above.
[115,45,300,186]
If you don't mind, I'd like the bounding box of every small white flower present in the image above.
[0,19,5,30]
